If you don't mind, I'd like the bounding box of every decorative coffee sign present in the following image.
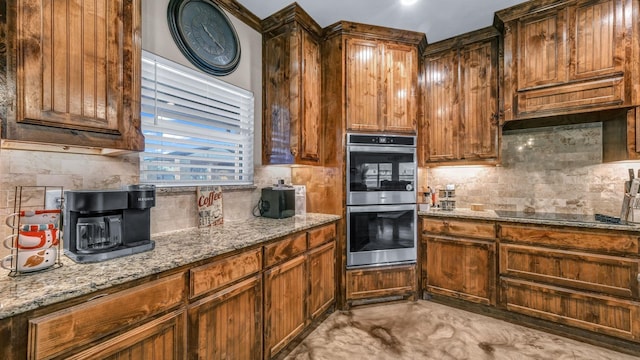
[196,186,223,227]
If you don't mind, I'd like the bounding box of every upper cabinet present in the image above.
[345,38,418,133]
[1,0,144,153]
[262,4,322,165]
[496,0,640,122]
[420,28,500,165]
[324,22,424,138]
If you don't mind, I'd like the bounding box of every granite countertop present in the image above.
[419,208,640,232]
[0,213,340,320]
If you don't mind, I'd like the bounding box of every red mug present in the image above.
[3,229,59,250]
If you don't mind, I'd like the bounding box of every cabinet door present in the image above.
[12,0,143,150]
[262,25,321,165]
[65,310,186,360]
[382,43,417,133]
[516,7,568,90]
[187,275,262,360]
[425,236,495,305]
[569,0,626,81]
[308,241,335,319]
[297,29,322,162]
[264,255,306,358]
[423,50,458,161]
[345,38,381,131]
[263,30,294,164]
[459,39,499,159]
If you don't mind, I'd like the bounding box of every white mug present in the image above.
[5,210,60,230]
[1,247,58,272]
[3,229,59,250]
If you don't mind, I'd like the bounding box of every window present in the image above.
[140,50,254,186]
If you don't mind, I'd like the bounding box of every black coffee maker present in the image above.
[63,185,156,263]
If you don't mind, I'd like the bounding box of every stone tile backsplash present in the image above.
[425,122,640,216]
[0,148,292,258]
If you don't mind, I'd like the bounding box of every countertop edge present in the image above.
[419,209,640,232]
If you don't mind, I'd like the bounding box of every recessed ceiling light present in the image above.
[401,0,418,5]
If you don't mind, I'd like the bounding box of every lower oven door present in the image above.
[347,204,416,268]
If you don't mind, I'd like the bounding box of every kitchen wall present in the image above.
[424,122,640,217]
[0,0,281,259]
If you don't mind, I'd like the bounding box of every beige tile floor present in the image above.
[284,300,639,360]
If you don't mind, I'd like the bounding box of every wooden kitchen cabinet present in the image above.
[27,273,186,360]
[421,27,500,165]
[264,255,307,358]
[188,275,262,360]
[262,4,322,165]
[345,38,418,133]
[308,240,336,319]
[496,0,640,122]
[421,217,497,305]
[2,0,144,152]
[322,22,424,137]
[187,248,263,360]
[263,222,337,358]
[499,222,640,341]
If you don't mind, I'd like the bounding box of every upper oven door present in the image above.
[347,144,416,205]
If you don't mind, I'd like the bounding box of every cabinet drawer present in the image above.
[308,223,336,249]
[28,273,186,360]
[422,218,496,240]
[501,278,640,341]
[264,233,307,268]
[346,264,416,301]
[190,248,262,299]
[499,223,639,255]
[500,244,640,298]
[65,310,186,360]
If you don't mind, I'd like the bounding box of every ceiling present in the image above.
[235,0,528,43]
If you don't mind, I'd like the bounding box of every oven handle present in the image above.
[347,145,416,154]
[347,204,416,213]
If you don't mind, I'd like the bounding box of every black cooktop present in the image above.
[494,210,621,224]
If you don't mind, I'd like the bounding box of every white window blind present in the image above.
[140,50,254,186]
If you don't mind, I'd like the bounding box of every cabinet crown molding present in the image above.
[422,26,500,57]
[261,2,322,36]
[323,20,427,47]
[494,0,574,24]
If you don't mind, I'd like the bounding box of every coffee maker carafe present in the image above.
[63,185,156,263]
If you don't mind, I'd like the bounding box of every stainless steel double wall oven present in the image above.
[346,133,417,268]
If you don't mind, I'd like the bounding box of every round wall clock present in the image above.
[167,0,241,76]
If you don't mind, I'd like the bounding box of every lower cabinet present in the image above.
[264,255,307,357]
[264,223,337,358]
[187,275,263,360]
[421,215,640,348]
[424,236,496,305]
[308,241,336,319]
[18,221,337,360]
[499,227,640,342]
[421,217,497,305]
